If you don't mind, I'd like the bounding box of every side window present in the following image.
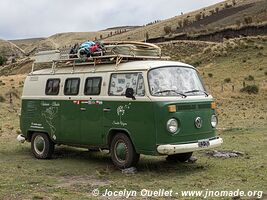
[45,79,60,95]
[64,78,80,95]
[84,77,102,95]
[109,73,145,96]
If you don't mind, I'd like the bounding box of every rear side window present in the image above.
[84,77,102,95]
[45,79,60,95]
[64,78,80,95]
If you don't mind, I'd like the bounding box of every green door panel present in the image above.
[59,100,81,143]
[80,100,103,145]
[103,100,155,154]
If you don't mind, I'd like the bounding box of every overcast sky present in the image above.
[0,0,223,40]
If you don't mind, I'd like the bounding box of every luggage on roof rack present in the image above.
[31,41,169,74]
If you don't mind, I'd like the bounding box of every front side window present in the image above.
[148,66,205,96]
[84,77,102,95]
[45,79,60,95]
[64,78,80,95]
[109,73,145,96]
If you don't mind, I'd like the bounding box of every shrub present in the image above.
[244,16,252,25]
[177,20,183,28]
[163,26,172,34]
[183,18,190,26]
[0,55,7,66]
[240,85,259,94]
[195,13,201,21]
[224,78,231,83]
[192,60,202,67]
[264,71,267,76]
[208,73,213,78]
[244,75,254,81]
[232,0,236,6]
[0,95,5,102]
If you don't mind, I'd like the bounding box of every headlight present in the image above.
[211,115,218,128]
[167,118,178,133]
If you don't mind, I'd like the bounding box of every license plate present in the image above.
[198,140,210,148]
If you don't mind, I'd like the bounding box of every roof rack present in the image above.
[31,41,170,74]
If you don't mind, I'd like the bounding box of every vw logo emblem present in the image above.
[195,117,202,129]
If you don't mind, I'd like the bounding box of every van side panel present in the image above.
[20,99,61,141]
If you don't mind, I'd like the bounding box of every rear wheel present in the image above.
[110,133,140,168]
[31,132,54,159]
[166,152,193,163]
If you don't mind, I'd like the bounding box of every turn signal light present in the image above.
[168,105,177,113]
[211,102,216,109]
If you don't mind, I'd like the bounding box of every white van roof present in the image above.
[31,60,195,75]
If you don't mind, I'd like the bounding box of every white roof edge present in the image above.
[30,60,195,76]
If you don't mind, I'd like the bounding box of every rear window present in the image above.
[84,77,102,95]
[64,78,80,95]
[45,79,60,95]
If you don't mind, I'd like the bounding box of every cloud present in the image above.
[0,0,222,39]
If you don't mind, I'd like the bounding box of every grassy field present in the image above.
[0,36,266,199]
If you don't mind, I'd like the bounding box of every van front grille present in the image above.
[176,103,211,111]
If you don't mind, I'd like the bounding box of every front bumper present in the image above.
[157,137,223,155]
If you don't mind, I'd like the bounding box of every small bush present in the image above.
[240,85,259,94]
[0,55,7,66]
[0,95,5,102]
[208,73,213,78]
[244,75,254,81]
[244,16,252,25]
[163,26,172,34]
[195,13,201,21]
[264,71,267,76]
[192,60,202,67]
[232,0,236,6]
[224,78,231,83]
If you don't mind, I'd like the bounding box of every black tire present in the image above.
[110,133,140,169]
[31,132,54,159]
[166,152,193,163]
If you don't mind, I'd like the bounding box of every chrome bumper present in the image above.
[157,137,223,155]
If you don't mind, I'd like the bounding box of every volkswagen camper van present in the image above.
[18,42,223,168]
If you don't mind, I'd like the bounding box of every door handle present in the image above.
[103,108,111,112]
[80,108,86,111]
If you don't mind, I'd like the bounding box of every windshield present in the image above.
[148,66,205,96]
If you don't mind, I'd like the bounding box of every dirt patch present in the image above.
[56,175,110,188]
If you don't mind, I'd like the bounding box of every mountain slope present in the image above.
[0,39,25,57]
[107,0,266,41]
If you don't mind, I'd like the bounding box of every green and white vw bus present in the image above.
[18,43,222,168]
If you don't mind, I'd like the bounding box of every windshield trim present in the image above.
[147,65,206,97]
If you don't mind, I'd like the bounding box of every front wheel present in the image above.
[110,133,140,169]
[31,132,54,159]
[166,152,193,163]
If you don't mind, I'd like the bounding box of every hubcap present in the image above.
[115,141,127,162]
[34,135,45,155]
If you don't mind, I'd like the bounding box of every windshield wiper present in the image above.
[154,90,187,98]
[185,89,209,97]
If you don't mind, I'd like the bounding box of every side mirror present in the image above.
[125,88,136,100]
